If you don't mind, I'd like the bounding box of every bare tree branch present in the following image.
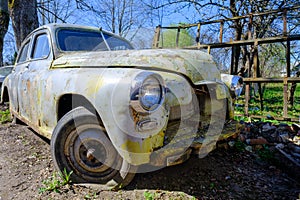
[37,4,67,23]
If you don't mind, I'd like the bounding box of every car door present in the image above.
[10,38,32,117]
[19,30,53,127]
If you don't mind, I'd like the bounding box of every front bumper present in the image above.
[149,120,197,166]
[148,118,243,167]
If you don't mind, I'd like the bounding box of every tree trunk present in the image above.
[233,26,242,74]
[0,0,9,66]
[9,0,39,50]
[229,0,242,75]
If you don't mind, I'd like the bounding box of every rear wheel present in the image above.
[51,106,136,189]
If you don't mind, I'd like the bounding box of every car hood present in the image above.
[52,49,220,83]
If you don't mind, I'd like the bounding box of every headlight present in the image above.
[140,76,163,110]
[131,72,165,112]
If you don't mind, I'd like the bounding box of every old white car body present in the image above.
[1,23,240,189]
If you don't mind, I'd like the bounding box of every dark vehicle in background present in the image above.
[0,66,13,88]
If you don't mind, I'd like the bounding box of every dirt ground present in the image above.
[0,115,300,199]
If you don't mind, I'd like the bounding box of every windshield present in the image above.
[57,29,133,51]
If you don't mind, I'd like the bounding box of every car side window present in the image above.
[18,41,30,63]
[32,34,50,59]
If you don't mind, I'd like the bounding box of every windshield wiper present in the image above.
[99,27,111,51]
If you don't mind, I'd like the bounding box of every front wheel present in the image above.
[50,106,136,190]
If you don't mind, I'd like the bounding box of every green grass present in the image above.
[39,168,73,194]
[84,192,98,199]
[235,83,300,120]
[143,190,196,200]
[144,191,155,200]
[0,109,11,124]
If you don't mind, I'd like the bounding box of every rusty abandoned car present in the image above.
[1,24,243,189]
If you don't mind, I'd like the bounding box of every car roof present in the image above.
[33,23,116,37]
[23,23,128,47]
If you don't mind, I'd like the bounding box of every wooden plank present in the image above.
[182,34,300,49]
[243,77,300,83]
[159,5,300,29]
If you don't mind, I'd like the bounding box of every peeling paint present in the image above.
[120,130,165,165]
[121,131,165,153]
[86,75,104,97]
[51,49,220,84]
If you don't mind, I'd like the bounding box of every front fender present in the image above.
[89,69,194,165]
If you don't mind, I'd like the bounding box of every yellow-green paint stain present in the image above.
[120,130,165,164]
[86,76,104,97]
[121,131,164,153]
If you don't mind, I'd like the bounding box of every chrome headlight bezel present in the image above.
[130,72,165,112]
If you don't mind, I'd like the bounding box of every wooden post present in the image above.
[230,46,235,75]
[152,25,161,49]
[248,15,253,39]
[245,83,250,116]
[283,77,288,118]
[253,40,259,78]
[256,39,263,111]
[289,72,300,106]
[219,20,224,43]
[258,84,264,111]
[176,27,181,48]
[196,23,201,48]
[283,9,287,36]
[286,40,291,77]
[207,46,211,54]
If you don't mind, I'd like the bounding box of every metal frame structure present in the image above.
[152,6,300,121]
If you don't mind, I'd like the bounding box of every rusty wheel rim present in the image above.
[65,124,119,175]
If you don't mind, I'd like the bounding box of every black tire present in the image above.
[51,106,136,190]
